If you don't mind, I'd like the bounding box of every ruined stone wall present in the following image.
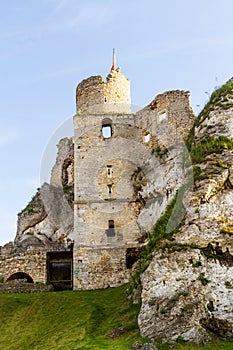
[0,250,47,283]
[76,68,131,115]
[73,246,129,290]
[72,82,196,290]
[0,280,53,294]
[136,90,195,148]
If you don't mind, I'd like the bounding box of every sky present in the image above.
[1,0,233,245]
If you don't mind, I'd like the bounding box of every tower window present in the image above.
[106,220,115,237]
[102,125,112,138]
[144,133,150,143]
[107,184,112,195]
[159,111,167,121]
[102,118,113,139]
[107,165,112,178]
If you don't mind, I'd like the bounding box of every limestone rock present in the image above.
[15,137,74,250]
[138,79,233,344]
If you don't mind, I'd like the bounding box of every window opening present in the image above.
[159,111,167,121]
[102,125,112,138]
[107,165,112,178]
[106,220,115,237]
[144,133,151,143]
[107,184,112,195]
[109,220,114,228]
[102,118,113,139]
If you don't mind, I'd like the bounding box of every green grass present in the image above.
[189,136,233,164]
[0,286,233,349]
[197,78,233,127]
[0,285,143,350]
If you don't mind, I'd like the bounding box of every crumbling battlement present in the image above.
[76,68,131,114]
[136,89,195,145]
[150,90,191,111]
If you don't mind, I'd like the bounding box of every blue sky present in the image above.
[1,0,233,245]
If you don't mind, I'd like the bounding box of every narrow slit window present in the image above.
[107,165,112,178]
[107,184,112,195]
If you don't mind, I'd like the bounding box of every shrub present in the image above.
[225,281,231,288]
[197,273,209,286]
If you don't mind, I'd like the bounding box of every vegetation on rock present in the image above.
[17,188,42,216]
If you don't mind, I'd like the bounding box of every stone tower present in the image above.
[72,68,143,290]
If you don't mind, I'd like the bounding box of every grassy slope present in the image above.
[0,285,142,350]
[0,286,233,350]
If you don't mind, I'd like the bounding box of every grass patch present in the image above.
[17,188,41,216]
[197,79,233,127]
[189,136,233,164]
[186,79,233,153]
[0,285,145,350]
[0,287,233,350]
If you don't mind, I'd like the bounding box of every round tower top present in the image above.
[76,67,131,115]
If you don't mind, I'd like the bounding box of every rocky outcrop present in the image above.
[138,79,233,344]
[14,137,74,251]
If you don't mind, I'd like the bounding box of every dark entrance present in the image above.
[47,251,73,290]
[6,272,34,283]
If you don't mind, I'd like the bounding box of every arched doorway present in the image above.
[6,272,34,283]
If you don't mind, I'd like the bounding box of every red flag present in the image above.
[110,48,116,72]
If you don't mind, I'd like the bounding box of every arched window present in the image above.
[102,118,113,138]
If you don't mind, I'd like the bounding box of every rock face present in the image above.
[15,137,74,250]
[138,79,233,344]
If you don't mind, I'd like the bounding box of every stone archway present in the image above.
[6,272,34,283]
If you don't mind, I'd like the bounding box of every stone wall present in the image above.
[136,89,195,146]
[0,280,53,294]
[76,68,131,114]
[72,78,196,290]
[73,246,130,290]
[0,250,47,283]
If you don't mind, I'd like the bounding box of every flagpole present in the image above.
[111,48,116,71]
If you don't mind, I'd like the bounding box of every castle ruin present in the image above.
[0,64,195,291]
